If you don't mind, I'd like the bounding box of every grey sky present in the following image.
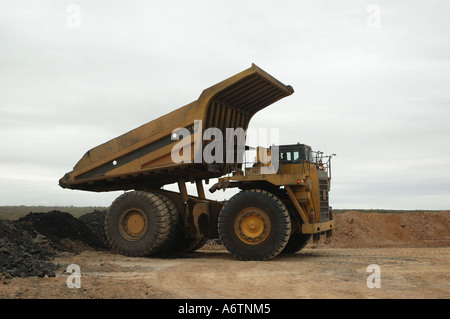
[1,0,449,209]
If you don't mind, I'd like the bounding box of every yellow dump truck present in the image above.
[60,64,334,260]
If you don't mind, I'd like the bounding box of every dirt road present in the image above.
[2,246,449,299]
[2,210,449,300]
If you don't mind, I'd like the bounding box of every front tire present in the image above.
[218,190,291,261]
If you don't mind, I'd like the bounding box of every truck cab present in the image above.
[213,142,334,246]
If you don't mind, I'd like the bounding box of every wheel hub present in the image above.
[118,208,148,241]
[234,208,270,245]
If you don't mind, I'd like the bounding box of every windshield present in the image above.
[280,145,311,163]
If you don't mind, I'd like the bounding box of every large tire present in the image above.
[181,237,208,252]
[281,233,311,254]
[105,191,171,257]
[153,193,182,254]
[218,190,291,261]
[155,194,208,254]
[165,236,208,254]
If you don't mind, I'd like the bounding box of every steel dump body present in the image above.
[59,64,294,192]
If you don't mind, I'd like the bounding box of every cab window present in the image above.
[280,151,291,161]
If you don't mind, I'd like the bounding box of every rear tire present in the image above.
[218,190,291,261]
[105,191,171,257]
[155,194,208,254]
[281,233,311,254]
[184,237,208,252]
[171,237,208,253]
[152,193,182,254]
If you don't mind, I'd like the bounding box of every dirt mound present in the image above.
[0,210,110,278]
[312,210,450,248]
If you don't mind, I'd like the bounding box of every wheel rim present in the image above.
[118,208,148,241]
[234,207,271,245]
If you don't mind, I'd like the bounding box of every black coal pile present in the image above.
[78,210,109,248]
[0,219,58,278]
[19,210,107,251]
[0,210,110,278]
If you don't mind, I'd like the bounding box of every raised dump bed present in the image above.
[59,64,294,192]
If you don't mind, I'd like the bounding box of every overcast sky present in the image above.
[1,0,449,210]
